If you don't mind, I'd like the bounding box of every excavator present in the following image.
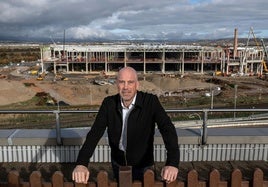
[54,73,68,81]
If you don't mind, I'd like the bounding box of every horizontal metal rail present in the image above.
[0,108,268,145]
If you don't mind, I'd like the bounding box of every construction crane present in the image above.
[250,27,268,74]
[242,27,268,75]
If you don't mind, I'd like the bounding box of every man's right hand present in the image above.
[72,165,90,184]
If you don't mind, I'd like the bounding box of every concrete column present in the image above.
[54,61,57,75]
[197,63,200,72]
[143,50,146,74]
[162,48,165,73]
[66,51,69,73]
[85,51,88,74]
[124,50,127,67]
[40,48,44,73]
[201,50,204,74]
[221,51,225,74]
[89,52,92,72]
[182,49,185,75]
[105,52,107,72]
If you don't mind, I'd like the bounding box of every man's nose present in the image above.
[123,82,128,89]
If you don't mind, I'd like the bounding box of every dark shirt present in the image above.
[76,91,180,168]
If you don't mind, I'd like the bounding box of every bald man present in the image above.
[72,67,179,183]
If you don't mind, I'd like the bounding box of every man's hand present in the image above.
[72,165,90,184]
[161,166,178,183]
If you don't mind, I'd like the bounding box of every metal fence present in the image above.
[1,108,268,145]
[0,108,268,163]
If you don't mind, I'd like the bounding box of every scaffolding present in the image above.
[41,42,264,76]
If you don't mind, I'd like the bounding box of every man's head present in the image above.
[116,67,139,107]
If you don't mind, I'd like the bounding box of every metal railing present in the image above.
[0,108,268,145]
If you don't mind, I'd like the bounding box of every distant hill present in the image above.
[0,37,267,47]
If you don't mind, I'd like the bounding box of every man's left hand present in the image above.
[161,166,178,183]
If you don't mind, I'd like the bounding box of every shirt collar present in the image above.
[121,94,137,109]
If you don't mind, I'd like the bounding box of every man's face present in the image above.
[116,69,139,104]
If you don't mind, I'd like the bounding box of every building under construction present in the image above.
[40,29,267,76]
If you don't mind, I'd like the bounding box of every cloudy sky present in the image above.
[0,0,268,41]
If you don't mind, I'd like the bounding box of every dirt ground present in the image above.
[2,65,268,108]
[0,66,217,106]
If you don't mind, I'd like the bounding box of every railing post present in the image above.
[143,169,154,187]
[29,171,42,187]
[52,171,64,187]
[119,166,132,187]
[97,171,109,187]
[231,169,242,187]
[253,168,263,187]
[209,169,220,187]
[202,109,208,145]
[8,170,20,187]
[187,170,199,187]
[54,110,62,145]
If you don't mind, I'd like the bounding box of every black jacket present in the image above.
[76,91,180,168]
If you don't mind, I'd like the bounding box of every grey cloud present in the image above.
[0,0,267,41]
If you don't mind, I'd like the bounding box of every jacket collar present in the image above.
[134,91,143,108]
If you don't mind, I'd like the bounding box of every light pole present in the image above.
[234,84,238,119]
[211,90,214,109]
[188,112,207,145]
[188,113,203,136]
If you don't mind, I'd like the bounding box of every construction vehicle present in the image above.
[54,73,68,81]
[29,70,38,75]
[214,71,222,76]
[36,72,46,81]
[36,75,43,81]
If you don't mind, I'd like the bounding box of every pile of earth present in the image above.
[0,72,216,107]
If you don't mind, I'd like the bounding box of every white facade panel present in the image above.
[0,143,267,163]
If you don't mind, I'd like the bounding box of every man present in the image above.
[72,67,179,183]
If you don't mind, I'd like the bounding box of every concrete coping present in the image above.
[0,127,267,146]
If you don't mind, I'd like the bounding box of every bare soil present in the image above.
[0,66,216,107]
[2,66,268,108]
